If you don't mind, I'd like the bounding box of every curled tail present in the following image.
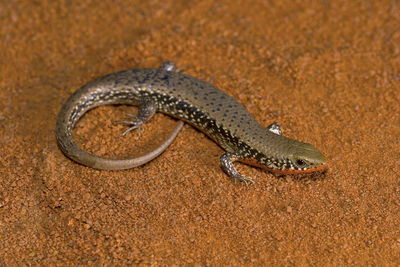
[56,118,184,170]
[55,69,184,170]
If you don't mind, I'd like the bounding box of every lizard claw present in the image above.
[114,114,144,136]
[233,175,254,185]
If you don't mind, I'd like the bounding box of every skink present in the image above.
[56,62,327,183]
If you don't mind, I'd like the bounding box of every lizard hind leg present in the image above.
[115,100,157,136]
[115,61,180,136]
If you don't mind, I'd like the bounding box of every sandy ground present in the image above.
[0,0,399,265]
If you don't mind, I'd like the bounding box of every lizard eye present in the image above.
[294,159,308,168]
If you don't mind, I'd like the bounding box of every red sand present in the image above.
[0,0,399,265]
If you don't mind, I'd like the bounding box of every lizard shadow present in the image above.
[271,168,329,183]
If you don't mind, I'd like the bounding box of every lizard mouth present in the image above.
[239,158,328,174]
[265,163,328,174]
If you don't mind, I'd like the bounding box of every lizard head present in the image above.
[280,142,327,174]
[241,140,327,174]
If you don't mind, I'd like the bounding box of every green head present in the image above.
[262,141,327,174]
